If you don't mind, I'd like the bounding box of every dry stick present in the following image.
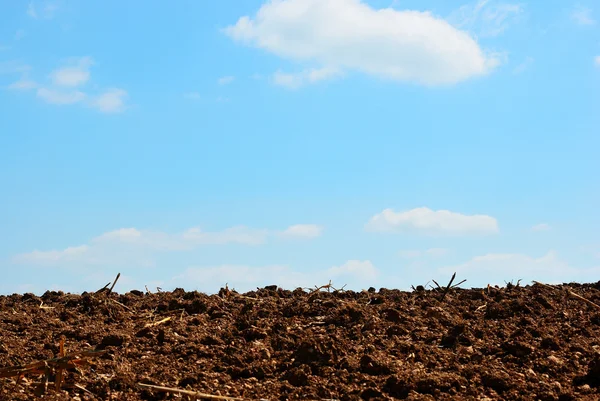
[96,282,111,294]
[109,298,133,312]
[533,281,600,310]
[440,272,457,302]
[137,383,247,401]
[144,317,171,328]
[107,272,121,294]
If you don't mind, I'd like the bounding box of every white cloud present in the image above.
[571,5,595,25]
[366,207,498,236]
[218,76,235,85]
[225,0,499,86]
[326,260,378,281]
[173,259,378,293]
[36,87,86,105]
[27,1,59,19]
[273,67,342,89]
[91,88,128,113]
[280,224,323,238]
[438,251,600,286]
[595,56,600,67]
[448,0,523,37]
[531,223,551,232]
[513,56,533,74]
[13,223,320,267]
[7,79,37,90]
[50,57,93,87]
[27,2,38,18]
[0,61,31,74]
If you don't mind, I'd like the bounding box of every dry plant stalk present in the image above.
[144,317,171,328]
[137,383,247,400]
[533,281,600,310]
[0,340,106,395]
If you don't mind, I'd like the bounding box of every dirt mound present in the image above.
[2,282,600,400]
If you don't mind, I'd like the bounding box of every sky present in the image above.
[0,0,599,295]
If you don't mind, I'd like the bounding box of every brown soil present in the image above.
[2,282,600,400]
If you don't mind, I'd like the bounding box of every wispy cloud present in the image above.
[595,56,600,67]
[513,56,534,74]
[50,57,93,87]
[217,76,235,85]
[90,88,128,113]
[36,87,86,105]
[273,67,342,89]
[172,259,378,293]
[448,0,524,38]
[8,56,129,113]
[27,1,59,20]
[366,207,498,236]
[13,223,323,267]
[280,224,323,238]
[7,79,37,90]
[438,251,600,286]
[0,61,31,75]
[571,5,595,25]
[183,92,202,100]
[531,223,551,232]
[15,29,26,41]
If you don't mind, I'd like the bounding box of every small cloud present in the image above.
[218,76,235,85]
[50,57,93,87]
[7,79,37,90]
[326,260,378,282]
[0,61,31,75]
[90,88,128,113]
[531,223,551,232]
[216,96,230,103]
[27,2,38,18]
[37,87,86,105]
[571,5,595,25]
[15,30,26,40]
[366,207,498,236]
[513,56,534,74]
[27,1,59,19]
[280,224,323,238]
[184,92,201,100]
[273,67,342,89]
[448,0,524,38]
[595,56,600,67]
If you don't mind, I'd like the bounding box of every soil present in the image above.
[2,282,600,400]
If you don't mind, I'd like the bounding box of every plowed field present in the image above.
[2,282,600,400]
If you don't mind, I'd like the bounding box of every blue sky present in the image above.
[1,0,599,295]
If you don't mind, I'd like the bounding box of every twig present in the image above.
[109,298,133,312]
[440,272,457,301]
[108,273,121,294]
[451,279,467,288]
[144,317,171,328]
[39,302,55,310]
[137,383,247,400]
[533,281,600,310]
[96,282,111,294]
